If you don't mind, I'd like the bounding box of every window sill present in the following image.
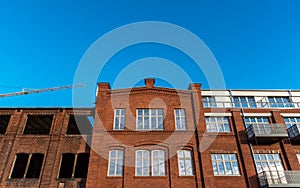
[134,176,167,179]
[214,174,241,177]
[178,175,194,178]
[107,176,123,178]
[56,178,87,181]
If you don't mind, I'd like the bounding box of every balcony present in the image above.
[203,101,300,109]
[258,170,300,187]
[288,124,300,143]
[246,124,288,143]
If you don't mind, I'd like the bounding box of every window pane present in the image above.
[108,150,123,176]
[177,150,193,176]
[211,154,240,176]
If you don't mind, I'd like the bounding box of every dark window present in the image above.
[0,115,11,134]
[26,154,44,178]
[11,153,29,178]
[67,115,92,135]
[74,153,89,178]
[10,153,44,179]
[59,153,75,178]
[58,153,89,179]
[23,115,53,135]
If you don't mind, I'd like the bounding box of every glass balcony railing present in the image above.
[246,124,288,140]
[258,170,300,187]
[203,102,300,109]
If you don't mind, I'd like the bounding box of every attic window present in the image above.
[0,115,11,134]
[23,115,53,135]
[67,115,92,135]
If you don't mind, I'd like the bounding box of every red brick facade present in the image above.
[1,79,300,188]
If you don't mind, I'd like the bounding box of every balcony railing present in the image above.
[203,102,300,109]
[246,124,288,140]
[258,170,300,187]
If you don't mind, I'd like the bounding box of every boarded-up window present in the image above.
[23,115,53,134]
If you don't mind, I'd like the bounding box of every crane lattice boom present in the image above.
[0,84,85,98]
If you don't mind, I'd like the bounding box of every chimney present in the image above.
[188,83,202,91]
[97,82,111,91]
[145,78,155,88]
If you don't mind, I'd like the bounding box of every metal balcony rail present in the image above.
[258,170,300,187]
[203,101,300,108]
[288,124,300,139]
[246,124,288,139]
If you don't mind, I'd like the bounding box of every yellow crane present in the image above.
[0,84,85,98]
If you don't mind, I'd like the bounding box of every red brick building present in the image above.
[1,78,300,187]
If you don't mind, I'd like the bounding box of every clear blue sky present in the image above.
[0,1,299,107]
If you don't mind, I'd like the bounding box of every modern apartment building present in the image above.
[1,78,300,187]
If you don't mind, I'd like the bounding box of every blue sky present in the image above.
[0,1,299,107]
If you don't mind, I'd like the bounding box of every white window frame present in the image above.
[177,150,194,176]
[284,117,300,129]
[233,96,256,108]
[135,150,150,176]
[211,154,240,176]
[174,109,186,130]
[254,154,284,174]
[205,117,231,132]
[151,150,166,176]
[107,150,124,176]
[202,96,217,108]
[136,109,164,130]
[244,117,269,128]
[268,96,294,108]
[113,109,125,130]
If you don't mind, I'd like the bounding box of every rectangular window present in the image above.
[108,150,124,176]
[233,96,257,108]
[25,154,44,178]
[58,153,89,179]
[244,117,269,128]
[284,117,300,129]
[151,150,166,176]
[10,153,44,179]
[177,150,193,176]
[211,154,240,176]
[202,96,216,108]
[253,153,284,183]
[67,115,93,135]
[114,109,125,130]
[174,109,186,130]
[0,115,11,134]
[136,150,150,176]
[268,97,294,108]
[136,109,164,130]
[74,153,89,178]
[23,115,53,135]
[205,117,231,132]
